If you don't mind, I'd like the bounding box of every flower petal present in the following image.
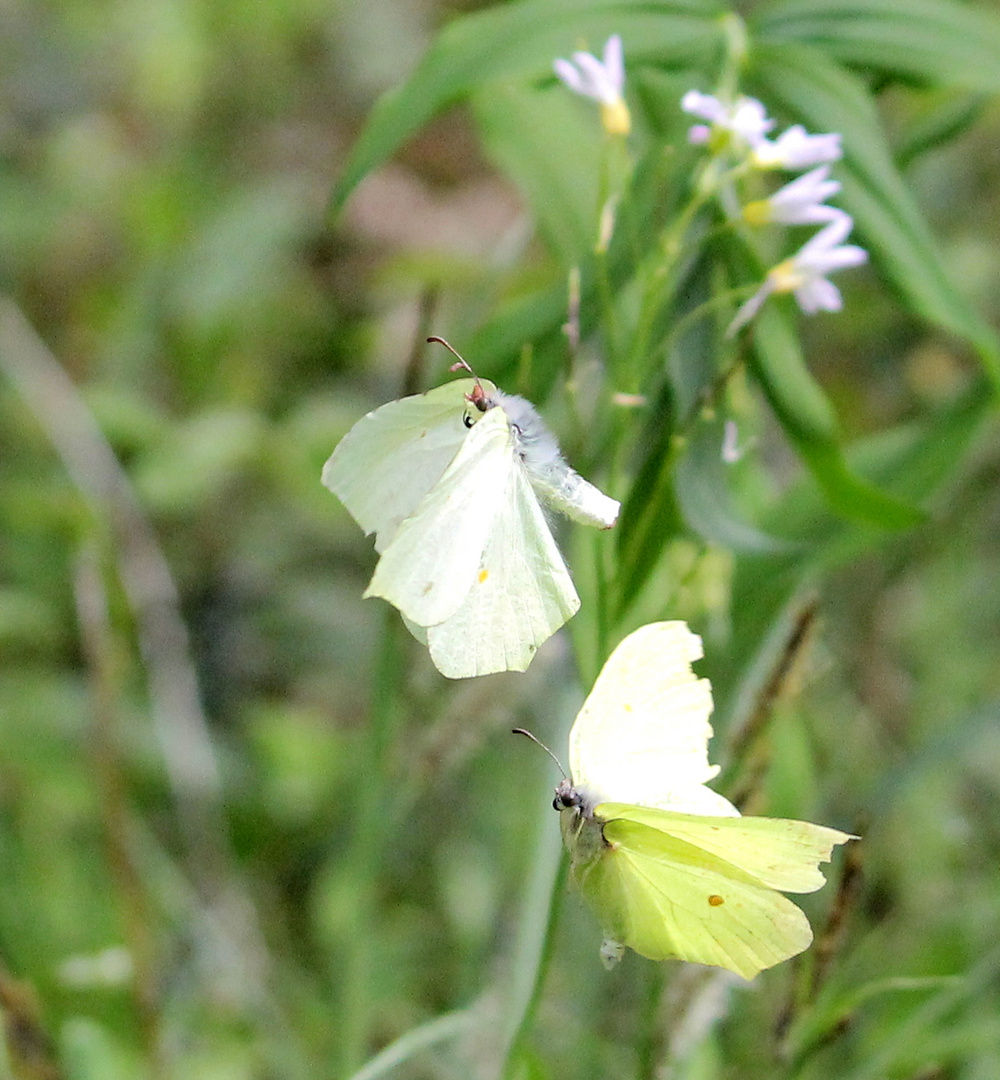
[796,278,843,313]
[553,58,586,95]
[573,50,616,103]
[681,90,727,124]
[602,34,625,94]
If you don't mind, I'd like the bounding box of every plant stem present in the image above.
[337,611,404,1076]
[499,823,569,1079]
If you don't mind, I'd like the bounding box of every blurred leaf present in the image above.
[843,945,1000,1080]
[788,974,959,1067]
[756,377,992,550]
[0,587,66,655]
[614,391,684,616]
[345,1010,475,1080]
[472,83,602,262]
[754,0,1000,92]
[749,43,1000,385]
[750,303,922,529]
[170,179,314,333]
[328,0,724,217]
[60,1018,137,1080]
[132,407,267,513]
[674,421,795,553]
[716,377,993,727]
[895,92,988,168]
[245,704,345,826]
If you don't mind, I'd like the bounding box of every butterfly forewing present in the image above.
[365,406,513,627]
[425,463,580,678]
[322,380,488,552]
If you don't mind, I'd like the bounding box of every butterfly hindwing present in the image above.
[575,814,816,980]
[425,462,580,678]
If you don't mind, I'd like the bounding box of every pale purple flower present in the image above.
[743,166,842,227]
[753,125,842,170]
[728,211,868,334]
[681,91,774,152]
[554,35,630,135]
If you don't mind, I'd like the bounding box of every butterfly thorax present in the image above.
[468,384,619,529]
[554,779,611,865]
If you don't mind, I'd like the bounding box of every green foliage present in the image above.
[2,0,1000,1077]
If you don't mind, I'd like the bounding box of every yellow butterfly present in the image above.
[549,621,854,979]
[322,346,618,678]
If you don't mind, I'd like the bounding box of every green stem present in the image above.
[499,826,570,1080]
[636,963,668,1080]
[623,160,722,392]
[338,611,404,1076]
[346,1011,475,1080]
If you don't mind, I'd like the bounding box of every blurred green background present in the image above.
[2,0,1000,1078]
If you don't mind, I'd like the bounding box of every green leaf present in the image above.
[763,376,992,546]
[750,303,922,529]
[345,1011,475,1080]
[328,0,724,218]
[895,92,987,168]
[472,82,602,262]
[674,420,796,553]
[749,302,838,444]
[753,0,1000,92]
[748,43,1000,385]
[614,389,685,616]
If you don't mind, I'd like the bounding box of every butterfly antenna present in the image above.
[427,335,480,378]
[512,728,567,780]
[427,336,488,410]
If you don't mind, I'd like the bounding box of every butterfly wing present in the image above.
[425,462,580,678]
[596,804,854,893]
[572,815,823,980]
[322,379,486,552]
[365,405,513,627]
[568,622,737,814]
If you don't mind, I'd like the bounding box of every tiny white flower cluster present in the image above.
[551,40,868,332]
[681,90,866,333]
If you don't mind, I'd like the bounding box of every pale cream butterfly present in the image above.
[534,621,854,979]
[322,339,619,679]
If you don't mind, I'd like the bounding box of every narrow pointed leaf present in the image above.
[674,421,796,553]
[751,303,922,529]
[472,83,602,262]
[754,0,1000,92]
[328,0,723,217]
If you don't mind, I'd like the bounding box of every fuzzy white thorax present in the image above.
[488,390,620,529]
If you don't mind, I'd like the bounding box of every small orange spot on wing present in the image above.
[478,569,489,583]
[623,703,632,712]
[708,894,724,907]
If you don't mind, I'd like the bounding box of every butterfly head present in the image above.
[553,777,601,819]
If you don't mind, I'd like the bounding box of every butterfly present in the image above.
[322,344,619,679]
[547,621,854,979]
